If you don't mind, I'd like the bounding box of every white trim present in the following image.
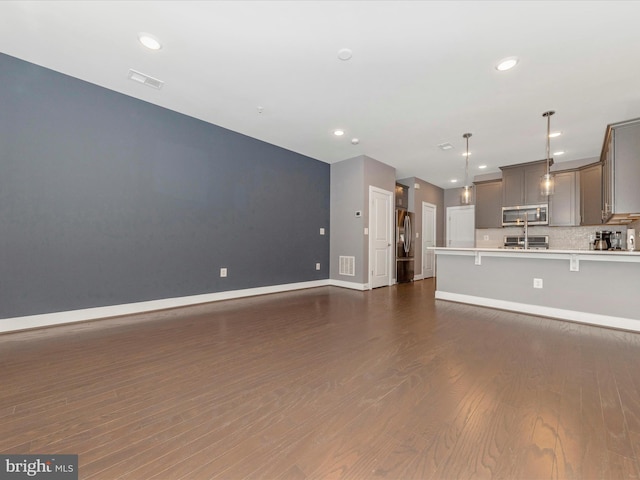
[0,280,338,334]
[0,279,377,334]
[435,290,640,332]
[413,273,425,281]
[327,279,369,291]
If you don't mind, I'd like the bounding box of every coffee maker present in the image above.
[594,231,612,250]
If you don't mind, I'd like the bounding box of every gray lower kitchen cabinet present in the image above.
[500,160,549,206]
[579,162,602,225]
[550,170,579,226]
[474,179,502,228]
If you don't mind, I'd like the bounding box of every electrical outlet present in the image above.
[315,263,321,270]
[570,255,580,272]
[533,278,543,289]
[220,268,228,278]
[483,235,489,241]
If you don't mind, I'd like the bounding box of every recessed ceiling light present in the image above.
[549,131,562,138]
[333,129,345,136]
[553,151,565,156]
[438,143,454,151]
[478,165,487,169]
[462,152,471,157]
[495,56,519,71]
[138,32,162,50]
[451,179,458,183]
[351,138,359,145]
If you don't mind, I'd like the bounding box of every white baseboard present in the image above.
[0,280,336,334]
[435,290,640,332]
[326,279,370,291]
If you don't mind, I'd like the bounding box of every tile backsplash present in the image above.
[476,225,629,250]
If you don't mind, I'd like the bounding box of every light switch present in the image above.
[320,228,325,235]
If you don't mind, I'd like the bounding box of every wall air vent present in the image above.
[128,69,164,89]
[339,256,355,276]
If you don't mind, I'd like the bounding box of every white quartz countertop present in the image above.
[431,247,640,265]
[431,247,640,256]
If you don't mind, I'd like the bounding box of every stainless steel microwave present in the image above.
[502,204,548,226]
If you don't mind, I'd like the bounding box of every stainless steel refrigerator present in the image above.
[396,208,415,283]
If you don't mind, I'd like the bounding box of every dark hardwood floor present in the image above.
[1,279,640,479]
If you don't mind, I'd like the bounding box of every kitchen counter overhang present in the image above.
[431,247,640,331]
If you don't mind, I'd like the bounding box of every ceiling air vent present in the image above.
[339,256,355,276]
[128,69,164,89]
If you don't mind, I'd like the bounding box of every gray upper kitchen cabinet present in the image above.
[500,167,523,207]
[549,170,579,226]
[474,179,502,228]
[579,162,602,225]
[500,160,549,206]
[524,162,548,204]
[601,118,640,224]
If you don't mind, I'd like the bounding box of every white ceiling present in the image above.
[1,1,640,188]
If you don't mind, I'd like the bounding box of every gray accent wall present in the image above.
[0,53,330,320]
[330,155,395,285]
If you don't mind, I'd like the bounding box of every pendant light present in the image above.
[540,110,555,196]
[461,133,473,205]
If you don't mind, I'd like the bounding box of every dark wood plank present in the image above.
[1,280,640,479]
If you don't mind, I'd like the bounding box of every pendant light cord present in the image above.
[463,133,472,186]
[543,111,555,175]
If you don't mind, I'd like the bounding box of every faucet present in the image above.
[523,212,529,250]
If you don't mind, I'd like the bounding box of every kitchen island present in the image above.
[432,247,640,331]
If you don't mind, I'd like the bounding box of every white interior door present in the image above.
[446,206,475,248]
[369,186,393,289]
[422,202,436,278]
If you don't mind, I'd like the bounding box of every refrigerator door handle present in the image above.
[404,215,411,254]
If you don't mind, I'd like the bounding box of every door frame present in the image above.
[368,185,394,289]
[422,201,437,279]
